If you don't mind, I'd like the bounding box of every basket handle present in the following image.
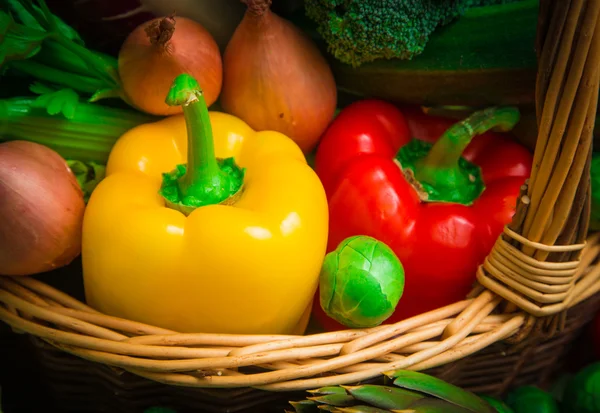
[477,0,600,322]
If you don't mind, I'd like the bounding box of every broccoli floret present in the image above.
[304,0,525,67]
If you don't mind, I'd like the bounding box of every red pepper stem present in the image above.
[415,107,520,188]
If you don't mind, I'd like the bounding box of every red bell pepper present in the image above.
[312,100,533,331]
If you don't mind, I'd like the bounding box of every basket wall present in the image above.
[5,291,597,413]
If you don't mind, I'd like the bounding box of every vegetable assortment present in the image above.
[312,101,532,328]
[82,74,328,334]
[1,0,541,337]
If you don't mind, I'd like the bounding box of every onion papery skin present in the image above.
[118,16,223,116]
[221,4,337,154]
[0,141,85,276]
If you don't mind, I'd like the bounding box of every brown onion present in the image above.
[221,0,337,153]
[0,141,85,276]
[118,15,223,116]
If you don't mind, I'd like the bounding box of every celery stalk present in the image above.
[1,0,125,105]
[0,97,157,163]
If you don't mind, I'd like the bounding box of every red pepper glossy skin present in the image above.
[312,100,533,331]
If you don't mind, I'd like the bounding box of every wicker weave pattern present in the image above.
[16,292,599,413]
[0,240,599,391]
[0,0,600,394]
[478,228,588,316]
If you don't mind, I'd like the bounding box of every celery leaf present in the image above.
[30,84,80,119]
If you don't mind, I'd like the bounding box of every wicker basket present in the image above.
[2,0,600,412]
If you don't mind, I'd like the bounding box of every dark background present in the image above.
[1,261,87,413]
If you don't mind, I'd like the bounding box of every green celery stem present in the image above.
[0,97,155,163]
[160,74,244,214]
[414,107,521,189]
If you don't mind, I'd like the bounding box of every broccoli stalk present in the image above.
[304,0,527,67]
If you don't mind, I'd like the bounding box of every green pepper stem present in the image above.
[160,74,244,214]
[415,107,520,187]
[167,75,221,199]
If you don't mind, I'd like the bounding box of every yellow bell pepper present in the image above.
[82,74,329,335]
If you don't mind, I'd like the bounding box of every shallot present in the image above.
[220,0,337,153]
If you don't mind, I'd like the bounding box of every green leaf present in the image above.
[308,394,356,407]
[2,0,45,30]
[36,0,84,44]
[0,12,48,65]
[28,80,54,95]
[308,387,349,395]
[1,0,119,99]
[30,87,79,119]
[404,398,475,413]
[335,406,390,413]
[478,395,514,413]
[0,11,11,41]
[89,88,122,102]
[289,400,321,413]
[388,371,495,413]
[344,385,424,410]
[66,160,106,202]
[3,0,83,44]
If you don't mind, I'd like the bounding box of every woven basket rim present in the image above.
[0,234,598,390]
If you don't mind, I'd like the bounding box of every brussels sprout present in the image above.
[319,235,405,328]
